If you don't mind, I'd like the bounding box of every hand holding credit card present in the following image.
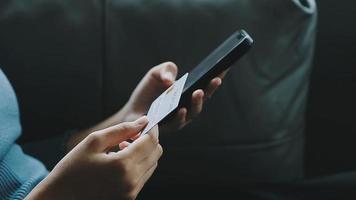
[141,30,253,135]
[141,74,188,135]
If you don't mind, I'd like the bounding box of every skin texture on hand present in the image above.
[123,61,223,132]
[26,117,162,200]
[67,62,224,151]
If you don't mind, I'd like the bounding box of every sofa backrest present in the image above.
[0,0,104,141]
[0,0,317,183]
[305,0,356,177]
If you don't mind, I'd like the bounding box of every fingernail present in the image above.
[213,78,222,86]
[162,71,174,81]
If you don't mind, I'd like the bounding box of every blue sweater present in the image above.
[0,69,48,199]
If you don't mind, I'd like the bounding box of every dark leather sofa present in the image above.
[0,0,355,198]
[305,0,356,177]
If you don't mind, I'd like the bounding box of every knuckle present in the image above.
[164,61,177,68]
[150,65,161,74]
[157,145,163,157]
[153,162,158,170]
[149,133,159,145]
[118,122,133,132]
[164,61,178,72]
[86,131,103,149]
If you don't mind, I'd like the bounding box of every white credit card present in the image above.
[141,73,188,135]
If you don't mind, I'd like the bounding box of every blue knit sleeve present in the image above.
[0,69,49,199]
[0,145,48,200]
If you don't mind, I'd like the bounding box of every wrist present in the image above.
[25,175,60,200]
[118,102,131,122]
[65,102,141,152]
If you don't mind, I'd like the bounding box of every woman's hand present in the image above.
[122,62,224,132]
[66,62,225,151]
[27,117,162,200]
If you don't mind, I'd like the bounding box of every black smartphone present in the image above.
[161,29,253,123]
[179,29,253,108]
[141,30,253,134]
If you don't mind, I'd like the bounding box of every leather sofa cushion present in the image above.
[0,0,104,141]
[105,0,317,183]
[0,0,317,183]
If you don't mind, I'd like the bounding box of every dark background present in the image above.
[1,0,355,181]
[305,0,356,177]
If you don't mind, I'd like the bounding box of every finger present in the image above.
[149,62,178,87]
[160,107,187,133]
[93,116,148,152]
[132,162,158,198]
[130,133,141,141]
[147,125,159,139]
[119,141,131,150]
[204,77,222,100]
[187,90,204,120]
[219,68,230,79]
[159,62,178,87]
[140,144,163,167]
[122,125,159,161]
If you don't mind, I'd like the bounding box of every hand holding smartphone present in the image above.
[141,30,253,135]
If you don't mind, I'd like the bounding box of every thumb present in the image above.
[152,62,178,87]
[94,116,148,152]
